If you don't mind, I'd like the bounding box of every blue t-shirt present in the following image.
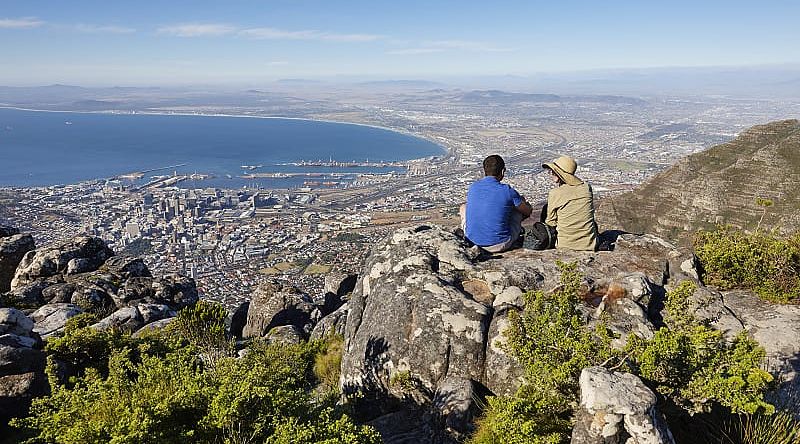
[465,176,523,246]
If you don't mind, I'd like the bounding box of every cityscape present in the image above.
[2,86,798,307]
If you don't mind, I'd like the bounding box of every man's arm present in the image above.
[515,198,533,220]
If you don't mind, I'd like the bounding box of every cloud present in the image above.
[387,48,445,55]
[0,17,44,29]
[389,39,515,55]
[73,24,135,34]
[157,23,237,37]
[240,27,381,42]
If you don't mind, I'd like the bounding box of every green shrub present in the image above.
[166,300,235,367]
[13,311,379,443]
[470,262,616,443]
[313,335,343,394]
[694,226,800,303]
[470,268,775,444]
[625,281,774,415]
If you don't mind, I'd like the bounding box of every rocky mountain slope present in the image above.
[596,119,800,241]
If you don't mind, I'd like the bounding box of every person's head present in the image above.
[542,155,583,186]
[483,155,505,179]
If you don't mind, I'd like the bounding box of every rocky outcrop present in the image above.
[11,236,114,290]
[242,282,315,339]
[0,308,46,425]
[310,302,349,340]
[571,367,674,444]
[339,225,699,442]
[0,234,35,293]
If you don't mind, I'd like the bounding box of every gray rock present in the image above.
[0,371,48,425]
[92,304,175,333]
[0,344,45,376]
[433,376,480,439]
[42,282,78,304]
[571,367,674,444]
[721,290,800,410]
[132,317,175,338]
[11,236,114,290]
[0,333,38,349]
[31,303,84,338]
[483,307,524,397]
[101,256,151,279]
[0,308,34,337]
[0,234,35,293]
[266,325,304,345]
[310,302,349,340]
[2,278,53,309]
[242,281,314,339]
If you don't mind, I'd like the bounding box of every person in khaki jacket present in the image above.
[542,155,598,251]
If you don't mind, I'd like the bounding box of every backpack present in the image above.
[525,222,557,250]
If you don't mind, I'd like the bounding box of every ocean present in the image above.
[0,108,444,188]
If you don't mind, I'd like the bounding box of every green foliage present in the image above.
[313,335,343,394]
[625,281,774,415]
[471,261,616,444]
[13,314,378,443]
[470,268,775,444]
[694,225,800,303]
[722,409,800,444]
[166,300,235,367]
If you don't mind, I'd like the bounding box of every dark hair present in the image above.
[483,155,505,177]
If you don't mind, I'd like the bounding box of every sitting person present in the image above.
[459,154,532,252]
[542,155,598,251]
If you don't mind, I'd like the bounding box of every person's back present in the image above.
[542,156,598,251]
[460,155,531,252]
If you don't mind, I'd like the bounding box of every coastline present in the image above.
[0,105,453,162]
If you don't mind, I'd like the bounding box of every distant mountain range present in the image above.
[456,90,647,105]
[597,119,800,241]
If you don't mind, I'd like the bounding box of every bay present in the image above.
[0,108,443,188]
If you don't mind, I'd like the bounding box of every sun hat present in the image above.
[542,155,583,186]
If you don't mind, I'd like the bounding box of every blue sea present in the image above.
[0,108,444,188]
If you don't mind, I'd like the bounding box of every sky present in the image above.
[1,0,799,86]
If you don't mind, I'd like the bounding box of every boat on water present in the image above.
[64,121,73,125]
[241,164,263,170]
[303,180,321,186]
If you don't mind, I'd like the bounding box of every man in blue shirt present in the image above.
[459,155,532,252]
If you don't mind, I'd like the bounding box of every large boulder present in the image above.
[92,304,175,333]
[0,307,46,425]
[572,367,674,443]
[0,226,19,238]
[310,302,349,340]
[338,225,707,442]
[242,281,315,338]
[11,236,114,290]
[117,275,198,310]
[31,303,84,339]
[0,234,35,293]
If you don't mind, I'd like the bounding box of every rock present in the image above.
[132,317,175,338]
[117,275,198,310]
[0,334,38,349]
[320,272,357,314]
[0,308,34,337]
[226,301,249,340]
[100,256,151,279]
[2,278,53,309]
[70,285,114,313]
[242,282,314,339]
[11,236,114,290]
[0,345,45,376]
[310,302,349,340]
[366,408,454,444]
[721,290,800,409]
[483,307,524,397]
[42,282,78,304]
[266,325,304,345]
[31,303,84,338]
[92,304,175,333]
[0,371,48,425]
[433,376,481,439]
[0,234,35,293]
[571,367,674,444]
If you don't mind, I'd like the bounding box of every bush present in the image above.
[694,226,800,303]
[470,267,774,444]
[13,308,378,443]
[470,262,616,443]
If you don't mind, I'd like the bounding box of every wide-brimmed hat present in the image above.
[542,155,583,186]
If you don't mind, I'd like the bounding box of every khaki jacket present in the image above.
[545,182,598,251]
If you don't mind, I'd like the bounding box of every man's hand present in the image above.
[516,198,533,219]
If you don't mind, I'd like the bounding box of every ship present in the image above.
[303,180,321,186]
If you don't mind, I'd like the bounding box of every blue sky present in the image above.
[1,0,799,86]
